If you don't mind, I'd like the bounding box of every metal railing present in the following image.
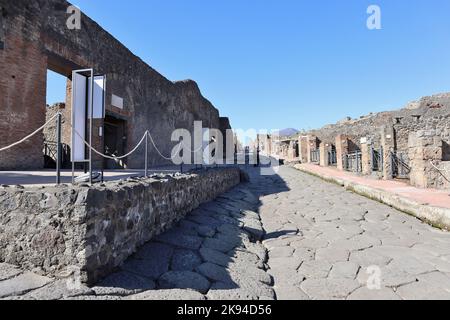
[43,141,70,169]
[371,146,383,172]
[343,151,362,173]
[328,150,337,166]
[390,151,410,179]
[310,149,320,163]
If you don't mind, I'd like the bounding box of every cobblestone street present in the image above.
[253,166,450,300]
[1,165,450,300]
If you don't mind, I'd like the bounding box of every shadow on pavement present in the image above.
[89,161,291,300]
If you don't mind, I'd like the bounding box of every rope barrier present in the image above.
[68,117,203,162]
[68,121,148,160]
[1,112,218,164]
[0,113,61,152]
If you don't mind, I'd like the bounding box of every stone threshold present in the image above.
[294,164,450,231]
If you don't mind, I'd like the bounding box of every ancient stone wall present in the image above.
[0,167,242,284]
[308,93,450,155]
[0,0,228,170]
[408,130,450,190]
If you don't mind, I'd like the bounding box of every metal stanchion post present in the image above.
[56,113,62,185]
[145,132,148,178]
[89,71,94,185]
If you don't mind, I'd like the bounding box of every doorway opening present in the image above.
[104,115,128,169]
[44,69,70,169]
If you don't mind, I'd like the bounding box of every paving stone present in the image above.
[122,245,173,280]
[171,250,202,272]
[63,295,122,300]
[416,271,450,291]
[213,232,246,248]
[128,289,206,300]
[229,265,273,285]
[349,249,392,267]
[202,238,238,253]
[196,263,232,283]
[229,249,265,269]
[347,287,401,300]
[427,257,450,273]
[301,278,360,300]
[158,271,211,294]
[292,247,316,261]
[356,265,417,288]
[214,277,275,299]
[199,248,232,267]
[244,242,268,262]
[21,279,94,300]
[134,242,174,262]
[93,271,155,296]
[274,284,310,300]
[187,215,223,230]
[207,287,258,300]
[0,272,52,298]
[315,247,350,263]
[242,218,265,240]
[155,232,203,250]
[0,263,22,281]
[298,260,332,279]
[263,236,297,250]
[217,223,242,236]
[197,225,216,237]
[387,257,436,276]
[396,281,450,300]
[215,214,243,227]
[329,262,360,280]
[290,238,329,250]
[268,246,295,258]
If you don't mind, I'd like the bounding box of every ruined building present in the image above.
[0,0,232,170]
[261,93,450,190]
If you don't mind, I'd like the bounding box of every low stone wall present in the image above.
[0,168,242,284]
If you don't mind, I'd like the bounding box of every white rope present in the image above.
[0,111,214,164]
[69,122,148,160]
[147,131,183,161]
[0,113,61,152]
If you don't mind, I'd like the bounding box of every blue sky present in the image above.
[47,0,450,132]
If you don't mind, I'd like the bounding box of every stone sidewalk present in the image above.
[0,184,274,300]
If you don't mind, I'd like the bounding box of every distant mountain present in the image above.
[274,128,299,137]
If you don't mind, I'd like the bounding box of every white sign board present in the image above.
[88,76,106,119]
[111,94,124,109]
[71,72,87,162]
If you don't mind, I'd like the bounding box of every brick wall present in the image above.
[0,6,47,169]
[0,0,228,170]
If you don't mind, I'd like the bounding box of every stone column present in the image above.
[408,130,444,188]
[335,134,349,171]
[381,125,395,180]
[307,136,320,163]
[298,136,308,163]
[360,138,371,175]
[319,142,329,167]
[306,136,313,163]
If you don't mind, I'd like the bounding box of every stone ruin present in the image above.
[261,93,450,191]
[0,0,233,171]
